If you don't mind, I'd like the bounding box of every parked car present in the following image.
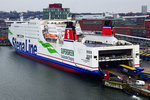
[135,80,145,86]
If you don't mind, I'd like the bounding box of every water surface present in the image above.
[0,47,149,100]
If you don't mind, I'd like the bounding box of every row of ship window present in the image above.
[14,26,38,28]
[44,8,69,12]
[47,22,64,24]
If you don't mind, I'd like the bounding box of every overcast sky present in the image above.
[0,0,149,13]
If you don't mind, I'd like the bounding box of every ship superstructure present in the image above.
[8,19,143,75]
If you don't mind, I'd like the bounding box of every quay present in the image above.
[102,64,150,97]
[0,41,11,46]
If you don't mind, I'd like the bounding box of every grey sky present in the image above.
[0,0,149,13]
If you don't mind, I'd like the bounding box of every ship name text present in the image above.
[12,37,37,55]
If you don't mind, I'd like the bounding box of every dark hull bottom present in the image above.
[16,51,82,74]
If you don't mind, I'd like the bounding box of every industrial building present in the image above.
[0,19,10,46]
[79,19,112,32]
[122,15,149,25]
[78,18,150,45]
[112,20,150,46]
[145,20,150,38]
[142,5,147,14]
[114,25,145,38]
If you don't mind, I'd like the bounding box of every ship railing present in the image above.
[99,55,132,59]
[99,56,133,62]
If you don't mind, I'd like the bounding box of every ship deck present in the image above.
[84,43,112,47]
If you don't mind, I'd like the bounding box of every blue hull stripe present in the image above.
[16,49,102,75]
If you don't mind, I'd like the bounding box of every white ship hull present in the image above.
[8,19,142,75]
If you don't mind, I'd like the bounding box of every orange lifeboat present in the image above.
[0,38,5,40]
[50,34,58,37]
[44,34,58,38]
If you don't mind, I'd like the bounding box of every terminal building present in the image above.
[43,3,70,19]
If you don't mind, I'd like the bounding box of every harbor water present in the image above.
[0,46,149,100]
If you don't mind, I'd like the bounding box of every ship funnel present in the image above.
[64,22,78,42]
[102,26,116,37]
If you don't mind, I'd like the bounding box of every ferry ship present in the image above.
[8,19,143,76]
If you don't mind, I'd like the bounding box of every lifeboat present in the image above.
[44,34,58,38]
[0,38,5,40]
